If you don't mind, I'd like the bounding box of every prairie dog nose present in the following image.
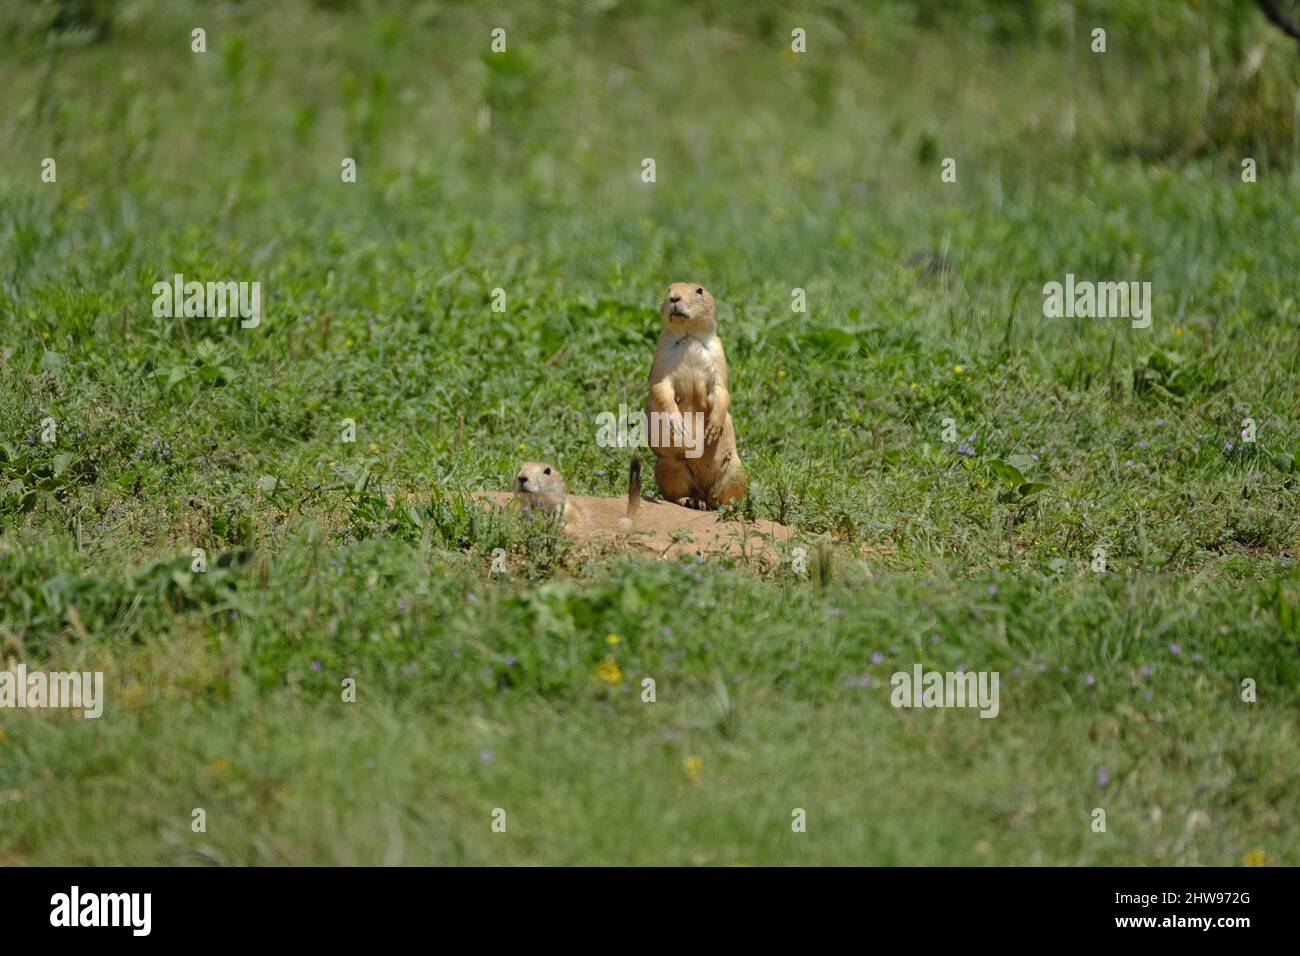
[669,293,682,303]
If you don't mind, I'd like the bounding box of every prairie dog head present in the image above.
[661,282,716,336]
[513,461,566,514]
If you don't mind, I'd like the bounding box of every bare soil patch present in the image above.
[475,491,798,562]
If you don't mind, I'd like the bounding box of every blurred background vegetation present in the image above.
[5,0,1300,170]
[4,0,1300,188]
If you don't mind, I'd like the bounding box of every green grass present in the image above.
[1,0,1298,865]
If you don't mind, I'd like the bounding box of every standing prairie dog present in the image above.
[645,283,747,510]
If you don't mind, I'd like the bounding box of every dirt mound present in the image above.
[476,491,797,562]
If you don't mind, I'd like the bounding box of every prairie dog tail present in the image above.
[627,455,642,520]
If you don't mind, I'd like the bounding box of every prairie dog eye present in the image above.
[543,467,551,475]
[695,287,704,295]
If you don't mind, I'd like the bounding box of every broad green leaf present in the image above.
[989,459,1026,486]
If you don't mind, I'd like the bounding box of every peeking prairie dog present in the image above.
[645,283,747,509]
[513,458,643,527]
[513,461,575,521]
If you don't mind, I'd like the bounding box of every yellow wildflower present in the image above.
[595,657,622,685]
[683,755,703,784]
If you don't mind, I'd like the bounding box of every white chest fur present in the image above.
[667,334,719,377]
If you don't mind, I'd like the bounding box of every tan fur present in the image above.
[515,456,645,529]
[644,283,747,509]
[627,456,642,521]
[513,461,578,522]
